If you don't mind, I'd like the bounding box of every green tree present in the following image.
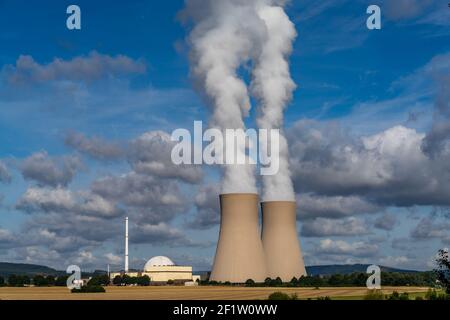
[245,279,255,287]
[55,275,69,286]
[271,277,283,287]
[435,248,450,294]
[46,275,55,286]
[88,274,110,286]
[0,276,4,286]
[328,274,343,286]
[113,275,123,286]
[33,275,49,286]
[8,274,30,287]
[137,275,150,286]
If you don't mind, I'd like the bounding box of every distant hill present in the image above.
[0,262,62,278]
[306,264,419,276]
[1,262,422,279]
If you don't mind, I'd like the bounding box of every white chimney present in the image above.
[125,217,129,273]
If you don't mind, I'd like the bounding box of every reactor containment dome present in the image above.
[144,256,175,270]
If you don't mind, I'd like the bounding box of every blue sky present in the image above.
[1,0,450,272]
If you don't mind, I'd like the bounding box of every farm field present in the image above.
[0,286,431,300]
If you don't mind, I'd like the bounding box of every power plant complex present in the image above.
[116,193,306,285]
[210,193,306,283]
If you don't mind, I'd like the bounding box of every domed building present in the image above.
[141,255,195,283]
[144,256,175,269]
[111,255,199,284]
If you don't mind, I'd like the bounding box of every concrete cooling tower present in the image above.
[210,193,267,283]
[261,201,306,281]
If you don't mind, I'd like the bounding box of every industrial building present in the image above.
[210,193,307,283]
[110,255,199,284]
[110,218,199,284]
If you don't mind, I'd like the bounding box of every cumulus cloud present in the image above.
[128,131,202,184]
[91,172,188,224]
[315,238,379,257]
[0,161,12,184]
[378,255,411,267]
[374,213,397,231]
[0,228,18,249]
[289,121,450,207]
[131,222,208,248]
[16,186,123,218]
[21,151,83,187]
[297,193,379,220]
[104,252,122,266]
[410,217,450,241]
[301,217,369,237]
[421,53,450,157]
[16,187,75,213]
[5,51,146,85]
[12,246,63,267]
[64,131,124,161]
[187,183,220,229]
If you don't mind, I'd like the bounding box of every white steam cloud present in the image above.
[182,0,296,199]
[251,5,297,201]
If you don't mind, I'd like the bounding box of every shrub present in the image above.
[0,276,5,287]
[426,288,437,300]
[71,285,105,293]
[363,290,384,300]
[167,279,174,285]
[387,291,409,300]
[317,296,331,300]
[425,289,450,300]
[268,291,298,300]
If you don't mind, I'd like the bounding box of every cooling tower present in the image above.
[210,193,267,283]
[261,201,306,281]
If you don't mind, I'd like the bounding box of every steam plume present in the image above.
[182,0,296,198]
[251,5,297,201]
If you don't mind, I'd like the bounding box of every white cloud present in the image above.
[21,151,83,187]
[315,238,379,257]
[4,51,146,85]
[301,217,369,237]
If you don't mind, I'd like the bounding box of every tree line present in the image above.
[0,274,70,287]
[0,274,153,287]
[201,271,437,287]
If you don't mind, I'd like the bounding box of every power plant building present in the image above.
[110,256,200,283]
[210,193,267,283]
[261,201,306,281]
[210,194,307,283]
[111,219,199,284]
